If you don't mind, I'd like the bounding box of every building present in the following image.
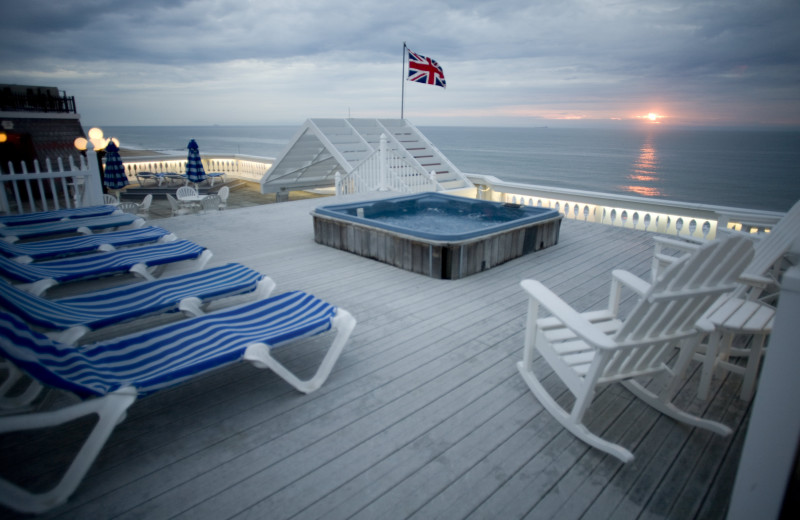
[0,84,85,173]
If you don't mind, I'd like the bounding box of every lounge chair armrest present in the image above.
[520,279,615,349]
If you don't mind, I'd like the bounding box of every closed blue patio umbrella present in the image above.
[185,139,207,186]
[103,141,128,193]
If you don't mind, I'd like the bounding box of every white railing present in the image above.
[336,151,439,196]
[4,149,785,242]
[1,154,104,214]
[122,154,272,183]
[335,134,440,196]
[468,173,785,240]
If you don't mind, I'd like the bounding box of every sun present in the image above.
[637,112,664,123]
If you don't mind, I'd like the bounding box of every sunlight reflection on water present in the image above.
[622,133,663,197]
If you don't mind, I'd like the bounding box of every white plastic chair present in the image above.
[102,193,119,206]
[200,194,220,214]
[117,201,139,215]
[137,194,152,217]
[517,235,754,462]
[217,185,229,210]
[166,194,190,217]
[176,186,198,200]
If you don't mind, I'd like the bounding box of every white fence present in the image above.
[468,173,785,240]
[335,152,439,195]
[335,134,440,196]
[2,150,786,242]
[0,154,103,215]
[122,154,272,184]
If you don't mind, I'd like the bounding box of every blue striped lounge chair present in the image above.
[0,263,275,343]
[135,171,165,187]
[0,213,144,242]
[0,240,212,295]
[164,172,189,185]
[0,205,118,227]
[0,226,176,261]
[0,293,356,513]
[207,171,226,186]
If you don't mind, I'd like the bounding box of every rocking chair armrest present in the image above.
[611,269,651,297]
[520,279,616,349]
[653,235,703,254]
[739,272,772,290]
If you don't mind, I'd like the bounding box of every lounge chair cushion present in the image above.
[0,226,174,261]
[0,213,142,241]
[0,262,268,332]
[0,205,118,227]
[0,240,206,284]
[0,291,336,397]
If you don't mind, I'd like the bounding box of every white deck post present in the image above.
[727,239,800,519]
[81,144,104,207]
[378,133,388,191]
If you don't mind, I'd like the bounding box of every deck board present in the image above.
[1,195,751,519]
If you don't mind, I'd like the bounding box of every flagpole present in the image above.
[401,42,406,120]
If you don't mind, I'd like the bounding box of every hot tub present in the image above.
[311,193,562,279]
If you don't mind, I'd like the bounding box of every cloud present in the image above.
[1,0,798,127]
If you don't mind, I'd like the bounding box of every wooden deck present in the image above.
[1,195,751,519]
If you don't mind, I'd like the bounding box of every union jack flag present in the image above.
[407,49,446,88]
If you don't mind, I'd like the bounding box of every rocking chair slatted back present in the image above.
[606,236,754,381]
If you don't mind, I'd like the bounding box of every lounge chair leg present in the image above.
[252,276,277,299]
[46,325,90,345]
[128,263,157,281]
[195,249,213,271]
[0,387,137,514]
[243,309,356,394]
[178,297,204,317]
[19,278,57,297]
[0,360,44,411]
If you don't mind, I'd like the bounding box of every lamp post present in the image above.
[74,127,119,194]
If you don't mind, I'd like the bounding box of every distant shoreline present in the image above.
[118,148,167,158]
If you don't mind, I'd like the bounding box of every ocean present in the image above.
[101,124,800,213]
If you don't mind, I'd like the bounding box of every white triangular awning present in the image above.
[259,118,471,193]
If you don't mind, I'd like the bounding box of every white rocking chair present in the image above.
[517,235,754,462]
[651,199,800,400]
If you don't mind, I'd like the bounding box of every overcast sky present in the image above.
[1,0,799,128]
